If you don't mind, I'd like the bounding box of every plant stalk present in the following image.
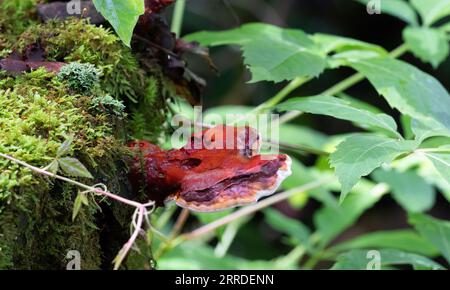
[171,0,187,36]
[233,76,310,125]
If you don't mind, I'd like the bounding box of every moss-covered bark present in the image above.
[0,2,170,269]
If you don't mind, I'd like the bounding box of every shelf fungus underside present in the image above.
[129,126,292,212]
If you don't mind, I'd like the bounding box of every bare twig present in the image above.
[0,153,143,207]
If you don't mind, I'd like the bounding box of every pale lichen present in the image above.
[58,62,100,94]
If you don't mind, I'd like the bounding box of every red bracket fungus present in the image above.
[129,125,292,212]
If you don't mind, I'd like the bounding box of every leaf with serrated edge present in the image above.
[403,27,449,68]
[59,157,93,179]
[45,160,60,174]
[57,136,73,158]
[409,213,450,264]
[184,23,326,83]
[330,134,416,201]
[277,95,399,137]
[348,58,450,135]
[92,0,145,47]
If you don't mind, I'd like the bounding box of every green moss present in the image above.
[0,68,117,177]
[13,18,169,142]
[0,0,41,53]
[1,182,103,269]
[91,94,126,118]
[14,19,145,102]
[128,74,170,141]
[0,12,172,269]
[0,68,124,269]
[58,62,101,94]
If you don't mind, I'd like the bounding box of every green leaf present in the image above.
[415,155,450,202]
[312,34,387,68]
[372,168,435,212]
[158,241,297,270]
[355,0,418,25]
[312,33,387,55]
[283,158,337,208]
[277,95,399,137]
[92,0,145,47]
[264,208,311,246]
[278,124,330,153]
[330,134,417,201]
[394,147,450,201]
[314,178,387,246]
[332,230,439,257]
[59,157,94,179]
[348,58,450,134]
[56,136,73,158]
[411,0,450,26]
[443,22,450,32]
[400,115,414,141]
[45,160,60,174]
[193,209,234,238]
[411,118,450,142]
[184,23,327,83]
[421,138,450,149]
[422,151,450,186]
[329,51,385,68]
[409,213,450,264]
[403,27,449,68]
[72,192,84,221]
[337,92,383,114]
[332,249,444,270]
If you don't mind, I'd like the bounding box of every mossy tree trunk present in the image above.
[0,2,172,269]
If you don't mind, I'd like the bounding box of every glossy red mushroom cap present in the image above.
[129,125,291,212]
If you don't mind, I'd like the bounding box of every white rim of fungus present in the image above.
[169,155,293,212]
